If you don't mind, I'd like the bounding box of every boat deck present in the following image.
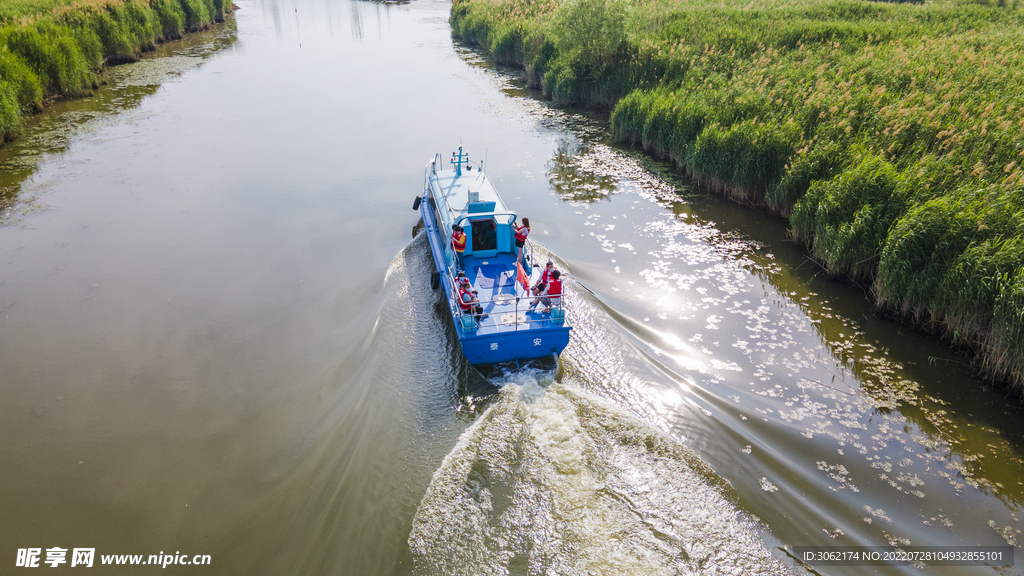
[453,253,564,336]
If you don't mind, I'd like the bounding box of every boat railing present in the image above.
[425,156,460,221]
[523,236,535,269]
[453,286,566,331]
[424,155,438,195]
[451,212,516,229]
[425,153,442,179]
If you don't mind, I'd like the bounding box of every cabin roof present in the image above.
[433,168,509,218]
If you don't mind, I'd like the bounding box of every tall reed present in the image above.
[0,0,232,144]
[450,0,1024,388]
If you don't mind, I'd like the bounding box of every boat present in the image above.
[413,146,572,365]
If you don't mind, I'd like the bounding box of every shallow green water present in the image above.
[1,1,1022,574]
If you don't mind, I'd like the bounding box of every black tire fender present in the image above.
[430,271,440,290]
[412,196,422,210]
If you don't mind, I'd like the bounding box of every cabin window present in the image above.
[472,218,498,251]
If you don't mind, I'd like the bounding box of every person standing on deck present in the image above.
[513,217,530,268]
[451,224,467,273]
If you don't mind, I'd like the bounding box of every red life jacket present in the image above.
[547,278,562,299]
[452,230,466,252]
[514,224,529,242]
[541,267,558,285]
[458,288,473,311]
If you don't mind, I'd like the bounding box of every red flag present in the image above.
[516,261,530,293]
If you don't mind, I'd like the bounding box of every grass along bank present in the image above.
[0,0,233,144]
[449,0,1024,389]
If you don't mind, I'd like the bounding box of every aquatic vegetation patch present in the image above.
[0,0,232,144]
[449,0,1024,388]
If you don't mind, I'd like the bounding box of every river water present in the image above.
[1,0,1023,574]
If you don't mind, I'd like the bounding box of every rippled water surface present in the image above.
[1,0,1023,574]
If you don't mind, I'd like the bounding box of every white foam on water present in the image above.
[409,377,794,576]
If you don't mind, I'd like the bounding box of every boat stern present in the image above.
[460,327,571,365]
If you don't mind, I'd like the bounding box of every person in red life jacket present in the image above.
[513,217,530,267]
[534,260,557,290]
[451,224,467,272]
[458,280,487,319]
[538,270,562,314]
[457,279,473,309]
[529,260,558,310]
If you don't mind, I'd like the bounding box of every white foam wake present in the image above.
[409,377,793,575]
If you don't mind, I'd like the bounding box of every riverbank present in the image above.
[0,0,234,144]
[450,0,1024,390]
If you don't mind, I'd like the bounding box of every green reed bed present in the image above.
[451,0,1024,387]
[0,0,232,143]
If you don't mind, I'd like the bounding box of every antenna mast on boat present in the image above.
[451,145,468,177]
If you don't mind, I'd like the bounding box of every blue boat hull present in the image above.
[460,327,572,365]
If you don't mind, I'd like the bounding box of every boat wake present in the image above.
[408,373,793,575]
